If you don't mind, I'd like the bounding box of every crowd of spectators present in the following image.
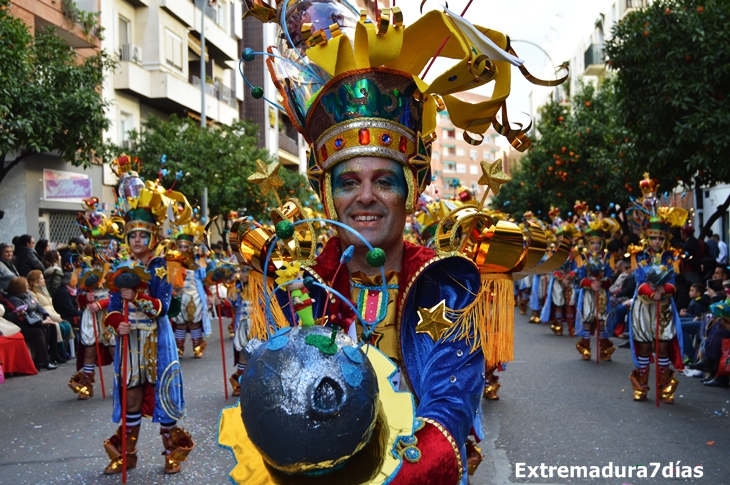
[0,235,88,373]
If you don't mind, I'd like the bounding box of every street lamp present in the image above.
[196,0,216,223]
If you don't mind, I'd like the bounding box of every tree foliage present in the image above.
[604,0,730,188]
[0,0,114,185]
[107,115,316,228]
[491,80,643,220]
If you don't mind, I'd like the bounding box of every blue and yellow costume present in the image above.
[626,173,688,403]
[101,154,194,475]
[218,1,568,483]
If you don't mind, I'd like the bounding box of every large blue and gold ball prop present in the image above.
[239,326,379,475]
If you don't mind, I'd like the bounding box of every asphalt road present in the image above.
[1,311,728,485]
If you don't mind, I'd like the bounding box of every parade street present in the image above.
[1,311,728,485]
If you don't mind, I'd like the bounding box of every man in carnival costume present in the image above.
[101,155,195,474]
[627,174,688,403]
[573,209,620,361]
[218,1,568,484]
[171,221,212,359]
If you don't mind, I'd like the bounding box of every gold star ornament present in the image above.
[415,300,454,342]
[155,266,168,279]
[248,159,284,205]
[478,158,511,196]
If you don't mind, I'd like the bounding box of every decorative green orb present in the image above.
[242,47,256,62]
[276,220,295,240]
[366,248,386,267]
[251,86,264,99]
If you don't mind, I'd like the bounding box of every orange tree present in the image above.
[605,0,730,236]
[491,79,641,223]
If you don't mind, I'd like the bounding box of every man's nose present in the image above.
[355,180,377,205]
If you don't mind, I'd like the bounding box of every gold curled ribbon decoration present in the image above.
[463,131,484,146]
[491,104,533,153]
[138,180,193,227]
[434,204,494,257]
[466,54,496,82]
[391,6,404,27]
[301,23,313,42]
[329,22,342,38]
[420,0,448,14]
[432,94,446,111]
[509,47,570,87]
[377,9,390,34]
[269,198,316,261]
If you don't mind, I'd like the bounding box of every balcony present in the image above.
[583,44,606,77]
[114,65,237,125]
[161,0,237,63]
[278,133,299,156]
[189,76,237,109]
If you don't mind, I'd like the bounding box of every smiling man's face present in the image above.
[331,157,408,252]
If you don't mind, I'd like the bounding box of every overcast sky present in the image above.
[396,0,612,116]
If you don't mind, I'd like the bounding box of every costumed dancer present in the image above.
[626,173,688,404]
[219,3,568,481]
[540,208,571,336]
[101,155,194,475]
[522,213,548,323]
[574,212,619,361]
[171,221,212,359]
[228,268,251,397]
[68,199,124,400]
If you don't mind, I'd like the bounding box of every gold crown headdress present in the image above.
[628,172,688,242]
[240,0,567,219]
[113,155,193,247]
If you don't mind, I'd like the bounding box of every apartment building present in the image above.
[3,0,105,243]
[430,92,515,205]
[103,0,244,177]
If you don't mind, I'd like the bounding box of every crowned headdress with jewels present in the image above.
[240,0,567,219]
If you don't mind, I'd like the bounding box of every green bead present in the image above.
[241,47,256,62]
[366,247,386,267]
[251,86,264,99]
[275,220,295,240]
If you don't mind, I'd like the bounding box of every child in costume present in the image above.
[101,155,194,475]
[626,173,688,403]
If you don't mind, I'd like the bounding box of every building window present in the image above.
[443,146,453,156]
[456,163,466,174]
[483,150,495,160]
[443,128,456,139]
[456,147,465,157]
[469,165,478,175]
[118,16,130,56]
[469,149,477,160]
[443,161,456,172]
[120,111,133,145]
[165,29,183,70]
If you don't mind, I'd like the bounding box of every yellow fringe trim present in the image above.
[443,273,514,367]
[248,271,290,341]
